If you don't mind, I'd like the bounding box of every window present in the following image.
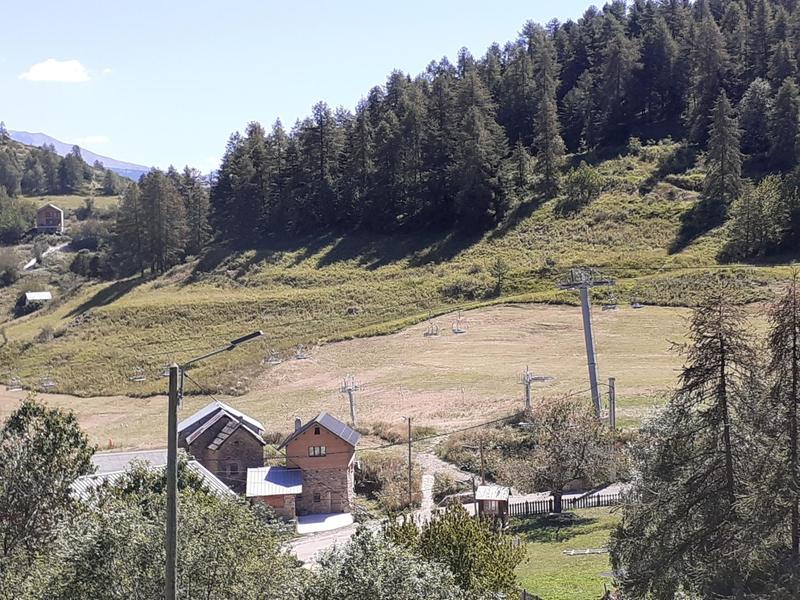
[313,493,321,503]
[308,446,327,457]
[486,500,498,512]
[314,426,321,435]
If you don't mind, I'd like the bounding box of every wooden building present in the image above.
[178,400,266,494]
[476,484,511,522]
[36,203,64,234]
[247,412,360,519]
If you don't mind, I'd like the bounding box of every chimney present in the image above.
[294,417,302,432]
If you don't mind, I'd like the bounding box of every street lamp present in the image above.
[165,330,263,600]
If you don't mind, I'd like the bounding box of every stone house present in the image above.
[36,203,64,234]
[178,400,266,494]
[246,412,360,519]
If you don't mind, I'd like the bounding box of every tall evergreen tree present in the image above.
[688,14,729,145]
[703,91,743,224]
[769,79,800,171]
[178,167,211,255]
[739,78,774,154]
[115,184,148,276]
[530,27,565,196]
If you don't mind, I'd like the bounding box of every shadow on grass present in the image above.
[509,513,599,544]
[66,276,151,318]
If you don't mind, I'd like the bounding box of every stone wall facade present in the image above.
[296,463,355,515]
[180,418,264,494]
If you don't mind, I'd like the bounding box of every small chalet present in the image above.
[178,400,266,494]
[247,412,360,520]
[476,484,511,522]
[36,203,64,234]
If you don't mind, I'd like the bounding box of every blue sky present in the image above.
[3,1,591,172]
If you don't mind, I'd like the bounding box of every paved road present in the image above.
[288,522,360,564]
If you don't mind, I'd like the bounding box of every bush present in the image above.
[0,249,19,286]
[0,192,36,243]
[438,273,493,301]
[356,451,422,512]
[70,219,110,251]
[556,162,604,214]
[432,472,470,504]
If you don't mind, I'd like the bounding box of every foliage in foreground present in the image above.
[386,503,524,597]
[610,280,800,599]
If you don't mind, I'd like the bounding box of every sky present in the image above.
[2,1,591,172]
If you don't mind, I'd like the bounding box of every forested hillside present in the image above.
[206,0,800,256]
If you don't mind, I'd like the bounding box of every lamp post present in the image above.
[165,330,263,600]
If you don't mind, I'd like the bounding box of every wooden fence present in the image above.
[508,493,624,517]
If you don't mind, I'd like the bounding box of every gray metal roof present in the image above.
[184,409,265,448]
[278,412,361,449]
[72,459,235,500]
[245,467,303,497]
[178,400,265,436]
[475,485,511,501]
[25,291,52,302]
[92,449,168,474]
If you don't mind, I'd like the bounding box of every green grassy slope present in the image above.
[0,141,785,397]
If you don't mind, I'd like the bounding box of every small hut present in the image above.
[476,484,511,521]
[36,204,64,234]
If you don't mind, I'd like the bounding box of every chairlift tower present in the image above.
[340,374,360,426]
[520,366,554,411]
[558,268,615,418]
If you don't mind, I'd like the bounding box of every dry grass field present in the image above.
[0,302,690,449]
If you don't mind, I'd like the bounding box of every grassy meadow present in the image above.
[0,141,791,433]
[513,508,620,600]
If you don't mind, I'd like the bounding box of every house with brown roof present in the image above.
[246,412,360,520]
[36,203,64,234]
[178,400,266,494]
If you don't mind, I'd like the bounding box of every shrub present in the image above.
[557,161,604,214]
[432,472,470,504]
[438,274,493,301]
[0,249,19,286]
[70,219,110,251]
[356,451,422,512]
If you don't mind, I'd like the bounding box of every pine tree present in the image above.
[114,184,148,277]
[769,79,800,171]
[640,15,679,120]
[0,150,21,196]
[769,41,798,88]
[611,293,758,598]
[688,15,729,145]
[720,1,749,99]
[739,78,774,155]
[748,0,773,79]
[178,167,211,255]
[140,169,187,273]
[703,91,743,224]
[530,27,565,197]
[598,26,640,143]
[452,68,508,230]
[767,275,800,564]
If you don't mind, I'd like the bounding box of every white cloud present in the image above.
[72,135,110,146]
[19,59,91,82]
[101,67,113,76]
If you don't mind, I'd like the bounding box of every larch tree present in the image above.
[739,78,773,155]
[610,292,759,599]
[688,14,728,145]
[769,79,800,171]
[530,26,565,197]
[702,91,743,225]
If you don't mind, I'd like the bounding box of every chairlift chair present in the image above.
[6,377,22,392]
[128,367,147,382]
[602,295,618,311]
[40,376,56,390]
[295,346,310,360]
[452,311,467,335]
[631,299,644,309]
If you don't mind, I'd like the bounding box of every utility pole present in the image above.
[340,375,360,426]
[406,416,413,508]
[559,268,614,418]
[479,437,485,485]
[608,377,617,429]
[520,366,553,411]
[165,364,179,600]
[165,331,263,600]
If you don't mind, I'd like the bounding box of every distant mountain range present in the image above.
[8,130,150,181]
